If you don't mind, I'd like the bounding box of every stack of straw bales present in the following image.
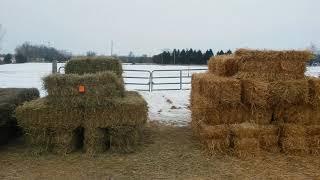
[0,88,39,145]
[16,57,147,154]
[192,49,319,156]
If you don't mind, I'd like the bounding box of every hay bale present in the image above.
[230,123,261,139]
[208,55,238,76]
[258,125,280,153]
[234,72,305,82]
[307,135,320,155]
[274,106,317,125]
[65,57,123,76]
[235,49,313,62]
[241,80,271,108]
[191,94,244,125]
[43,72,125,107]
[270,80,309,106]
[192,73,241,107]
[191,121,230,154]
[308,78,320,107]
[280,124,308,155]
[108,125,143,153]
[16,98,83,129]
[0,88,39,145]
[84,91,148,128]
[84,128,108,154]
[242,107,273,125]
[231,138,260,157]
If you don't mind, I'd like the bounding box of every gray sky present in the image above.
[0,0,319,56]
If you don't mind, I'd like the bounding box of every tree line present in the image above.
[0,42,72,64]
[152,49,232,65]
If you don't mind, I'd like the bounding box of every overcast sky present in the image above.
[0,0,319,56]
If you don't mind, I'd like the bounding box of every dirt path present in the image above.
[1,122,320,179]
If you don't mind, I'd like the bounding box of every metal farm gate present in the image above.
[58,66,207,92]
[123,68,207,92]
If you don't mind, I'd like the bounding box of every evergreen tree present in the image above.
[3,53,12,64]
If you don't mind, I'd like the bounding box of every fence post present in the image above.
[180,70,182,90]
[150,71,153,92]
[52,60,57,74]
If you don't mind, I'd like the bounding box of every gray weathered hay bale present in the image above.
[84,91,148,128]
[65,57,123,76]
[208,55,238,77]
[43,72,125,107]
[24,127,80,154]
[16,98,83,129]
[0,88,39,145]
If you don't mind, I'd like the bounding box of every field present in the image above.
[1,63,320,179]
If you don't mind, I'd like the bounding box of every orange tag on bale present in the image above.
[78,85,85,93]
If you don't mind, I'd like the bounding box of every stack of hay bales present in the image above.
[0,88,39,145]
[191,49,319,156]
[16,57,147,154]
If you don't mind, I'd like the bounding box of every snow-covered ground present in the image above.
[0,63,320,126]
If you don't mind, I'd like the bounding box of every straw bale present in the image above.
[241,80,271,108]
[258,125,280,153]
[43,72,125,107]
[280,124,306,138]
[280,137,308,155]
[235,49,312,62]
[51,129,81,154]
[192,73,241,107]
[308,78,320,107]
[194,121,230,139]
[274,106,316,125]
[306,125,320,136]
[270,80,309,106]
[307,135,320,155]
[16,98,83,129]
[234,72,305,82]
[24,127,54,152]
[204,138,230,154]
[231,138,260,158]
[230,123,261,138]
[65,57,123,76]
[242,107,273,125]
[208,55,239,76]
[84,91,148,128]
[191,100,244,125]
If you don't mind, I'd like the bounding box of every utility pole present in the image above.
[110,40,113,56]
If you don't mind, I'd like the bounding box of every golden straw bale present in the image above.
[204,138,230,154]
[235,49,312,62]
[280,124,306,138]
[241,80,271,108]
[208,55,239,76]
[191,99,245,125]
[280,137,309,155]
[195,121,230,139]
[234,49,311,76]
[231,138,260,158]
[308,78,320,107]
[270,80,309,106]
[192,73,241,106]
[306,125,320,136]
[242,107,273,125]
[258,125,280,153]
[307,135,320,155]
[234,72,305,82]
[230,123,261,138]
[274,106,315,125]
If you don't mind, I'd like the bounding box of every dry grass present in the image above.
[1,122,320,179]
